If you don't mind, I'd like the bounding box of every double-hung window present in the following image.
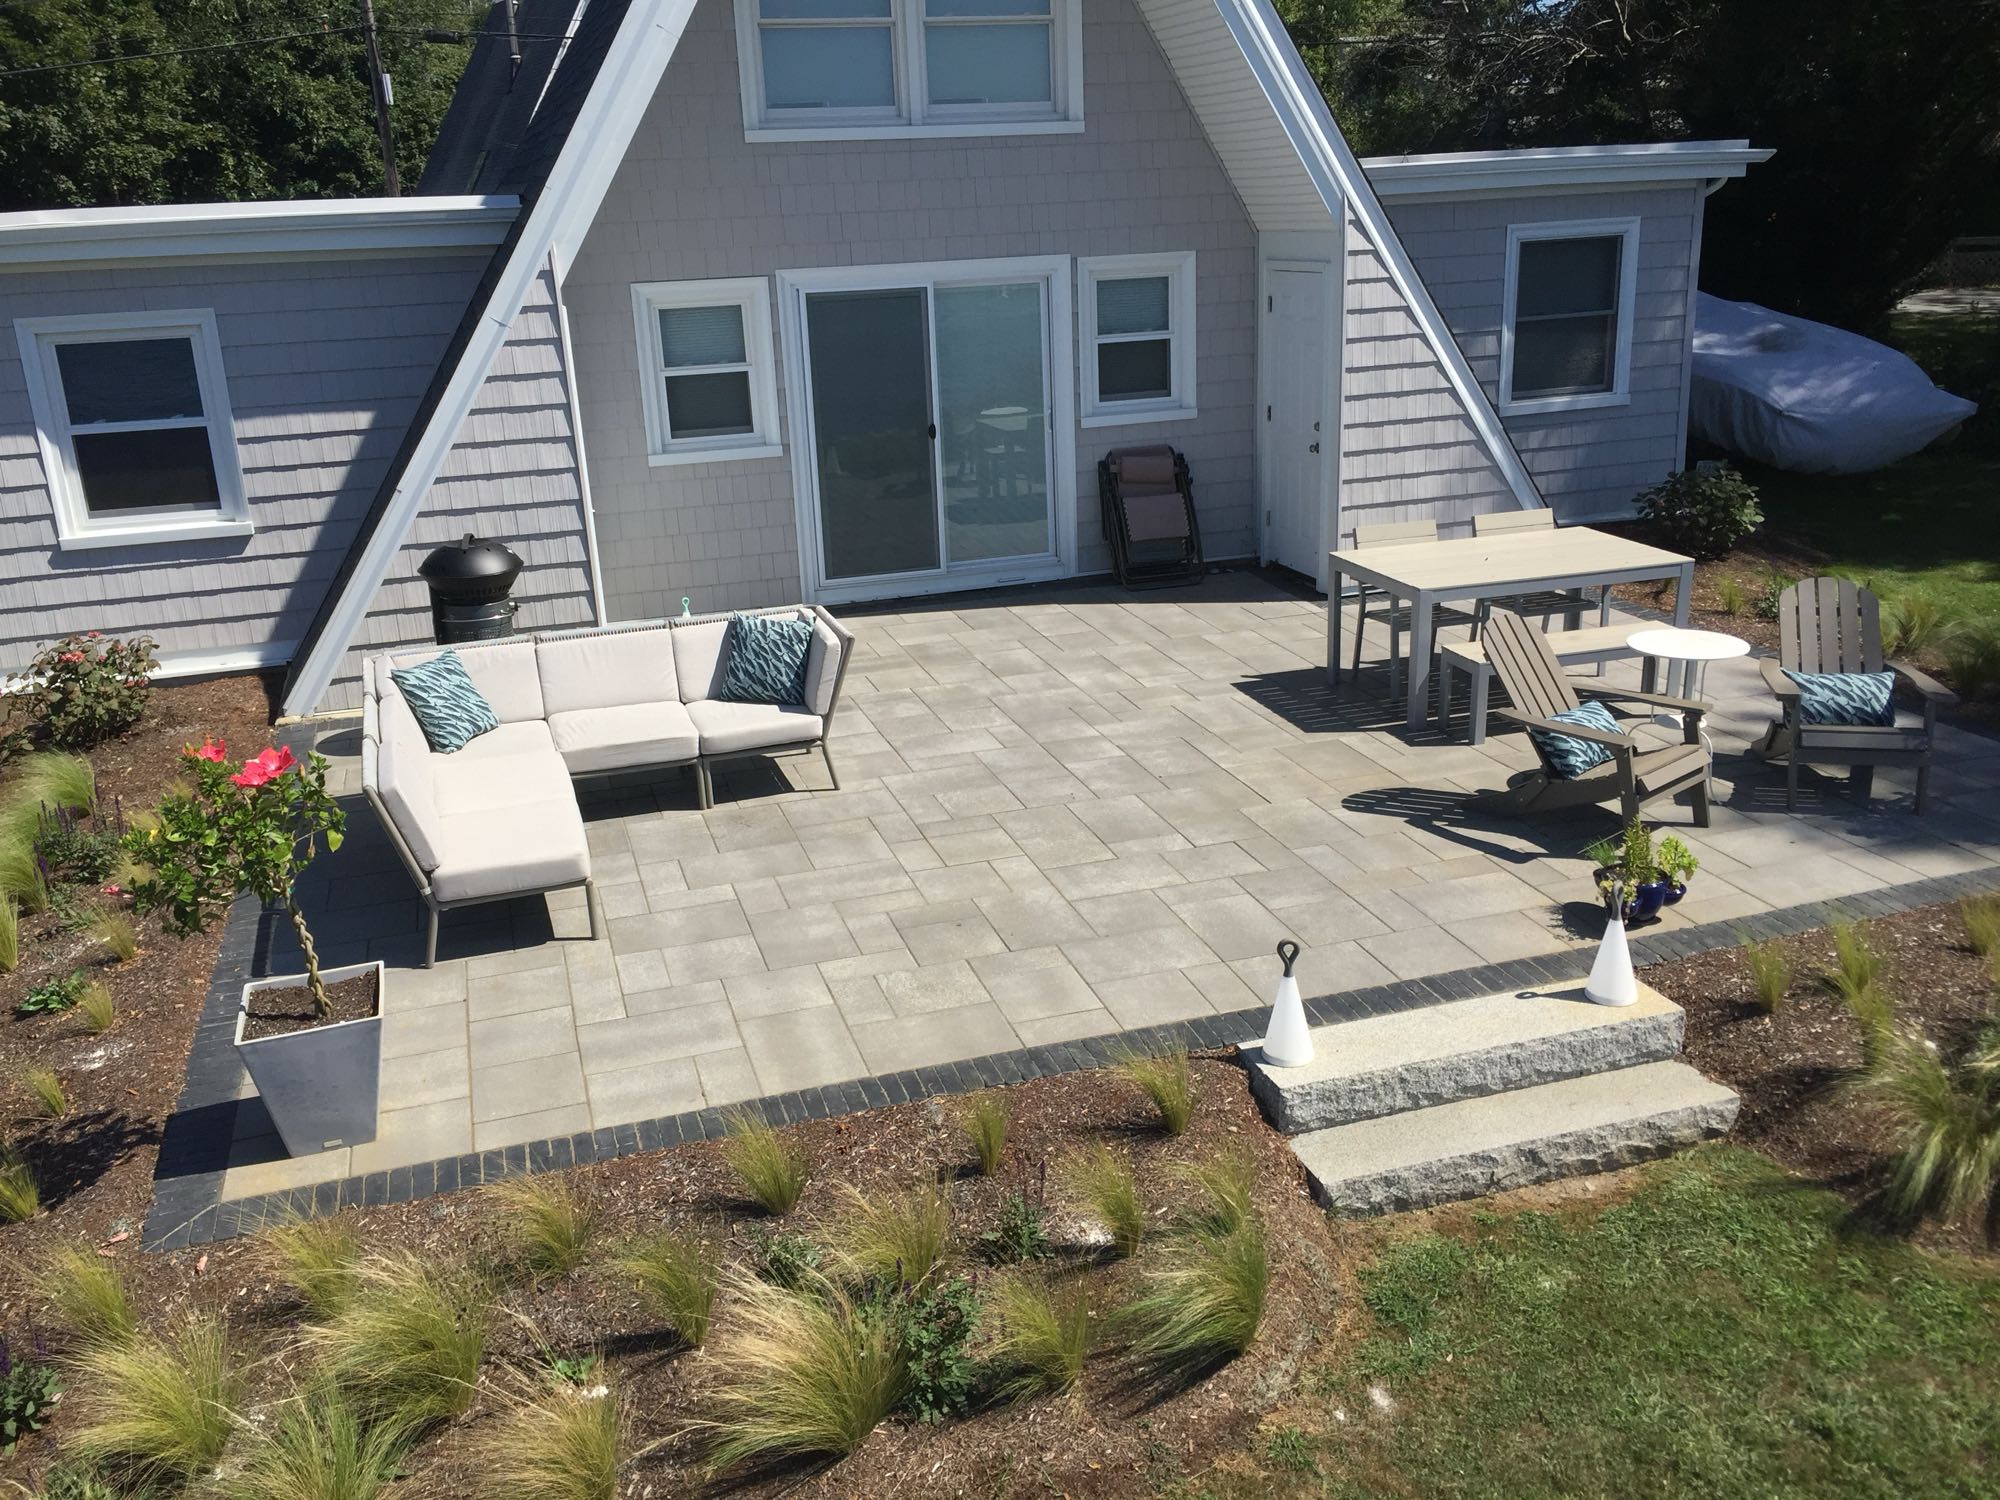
[631,278,784,465]
[1077,252,1198,426]
[736,0,1082,138]
[1500,219,1640,414]
[15,310,250,550]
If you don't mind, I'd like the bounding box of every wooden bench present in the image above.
[1439,624,1644,744]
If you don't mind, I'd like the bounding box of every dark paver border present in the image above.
[141,857,2000,1250]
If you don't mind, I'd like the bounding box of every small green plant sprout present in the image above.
[897,1273,979,1424]
[961,1092,1009,1176]
[545,1351,602,1388]
[699,1271,909,1469]
[1715,575,1748,616]
[827,1180,952,1288]
[258,1213,362,1320]
[85,910,138,964]
[0,896,16,973]
[43,1244,138,1348]
[484,1376,624,1500]
[19,1065,67,1119]
[1754,569,1788,622]
[720,1106,809,1215]
[1654,835,1698,887]
[66,1315,239,1486]
[17,968,87,1016]
[1960,895,2000,958]
[1114,1045,1195,1135]
[1061,1143,1146,1258]
[1116,1218,1269,1372]
[303,1252,489,1432]
[1738,932,1792,1015]
[490,1173,598,1280]
[987,1276,1092,1400]
[1,1341,62,1454]
[1171,1147,1258,1237]
[1850,1023,2000,1231]
[0,1141,39,1222]
[211,1380,408,1500]
[616,1227,720,1348]
[744,1223,824,1291]
[76,979,116,1035]
[126,740,345,1018]
[979,1179,1052,1265]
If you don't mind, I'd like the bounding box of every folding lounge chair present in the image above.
[1099,445,1203,589]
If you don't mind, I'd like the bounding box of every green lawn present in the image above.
[1742,310,2000,629]
[1251,1149,2000,1500]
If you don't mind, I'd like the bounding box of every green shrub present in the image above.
[259,1215,362,1320]
[304,1253,488,1431]
[14,636,156,751]
[1852,1025,2000,1228]
[720,1107,808,1215]
[744,1223,823,1291]
[1633,464,1763,560]
[1115,1046,1195,1135]
[43,1245,137,1349]
[987,1276,1091,1400]
[213,1382,407,1500]
[1740,933,1792,1014]
[828,1181,952,1288]
[76,980,116,1035]
[1116,1220,1268,1372]
[962,1093,1009,1176]
[0,1141,39,1222]
[897,1274,979,1424]
[66,1316,238,1486]
[1171,1147,1257,1237]
[490,1174,598,1280]
[700,1272,908,1468]
[1943,620,2000,701]
[482,1382,623,1500]
[615,1229,720,1348]
[1062,1144,1146,1258]
[20,1064,67,1118]
[977,1187,1050,1265]
[18,968,87,1016]
[1962,895,2000,958]
[0,895,15,972]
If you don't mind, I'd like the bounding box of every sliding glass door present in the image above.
[797,264,1059,591]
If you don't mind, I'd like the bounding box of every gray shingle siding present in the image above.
[319,262,595,711]
[561,0,1258,622]
[0,254,486,671]
[1383,186,1699,523]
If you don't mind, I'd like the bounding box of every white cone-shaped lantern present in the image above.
[1585,909,1638,1007]
[1262,939,1314,1067]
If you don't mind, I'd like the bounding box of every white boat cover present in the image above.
[1689,293,1977,474]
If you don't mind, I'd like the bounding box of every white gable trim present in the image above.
[1209,0,1541,511]
[282,0,700,716]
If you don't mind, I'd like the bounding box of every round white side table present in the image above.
[1627,627,1752,699]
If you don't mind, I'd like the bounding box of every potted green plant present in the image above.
[1654,835,1699,905]
[127,739,378,1157]
[1587,820,1676,926]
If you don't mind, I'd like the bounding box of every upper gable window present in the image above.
[1500,218,1640,415]
[14,310,252,551]
[735,0,1084,140]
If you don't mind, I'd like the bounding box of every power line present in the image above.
[0,20,574,82]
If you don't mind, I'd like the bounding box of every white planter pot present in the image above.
[235,959,384,1157]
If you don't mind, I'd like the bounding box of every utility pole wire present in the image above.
[0,24,362,81]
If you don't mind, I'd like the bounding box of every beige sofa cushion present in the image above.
[429,797,590,904]
[802,615,843,716]
[375,691,443,871]
[431,722,572,818]
[687,699,824,756]
[388,640,544,723]
[548,702,700,775]
[671,620,731,704]
[537,628,679,715]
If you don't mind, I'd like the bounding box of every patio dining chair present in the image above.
[1347,520,1479,701]
[1099,445,1204,589]
[1476,607,1714,825]
[1755,577,1955,813]
[1470,509,1611,633]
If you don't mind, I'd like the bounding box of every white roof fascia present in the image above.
[1364,140,1772,201]
[1213,0,1543,509]
[281,0,700,717]
[0,196,520,268]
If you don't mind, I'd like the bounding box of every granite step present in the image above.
[1291,1060,1740,1216]
[1243,978,1684,1134]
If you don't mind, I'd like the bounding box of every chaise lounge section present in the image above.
[362,605,853,966]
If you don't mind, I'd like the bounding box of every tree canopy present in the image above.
[0,0,477,211]
[1284,0,2000,327]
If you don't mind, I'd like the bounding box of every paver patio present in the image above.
[216,572,2000,1198]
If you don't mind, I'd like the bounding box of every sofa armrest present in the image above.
[804,606,855,720]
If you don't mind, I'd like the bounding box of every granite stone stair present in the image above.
[1245,979,1738,1215]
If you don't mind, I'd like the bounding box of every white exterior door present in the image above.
[1262,263,1332,584]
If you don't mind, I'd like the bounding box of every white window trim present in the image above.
[1076,251,1198,428]
[630,276,784,467]
[14,308,251,551]
[1498,217,1640,417]
[733,0,1084,142]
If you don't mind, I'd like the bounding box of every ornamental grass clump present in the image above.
[304,1252,489,1431]
[1115,1046,1195,1135]
[1116,1219,1268,1373]
[1061,1143,1146,1259]
[0,1140,39,1222]
[987,1276,1092,1400]
[826,1181,952,1288]
[212,1381,407,1500]
[1171,1147,1257,1237]
[1851,1023,2000,1233]
[482,1380,624,1500]
[20,1065,66,1119]
[720,1107,809,1215]
[86,911,138,964]
[0,838,47,915]
[491,1174,598,1280]
[1739,933,1792,1014]
[126,738,345,1018]
[75,979,116,1035]
[699,1272,907,1469]
[615,1228,720,1348]
[1962,895,2000,959]
[43,1244,137,1349]
[961,1093,1009,1176]
[259,1214,362,1320]
[0,896,15,973]
[65,1316,239,1487]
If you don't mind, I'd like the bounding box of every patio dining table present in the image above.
[1326,525,1695,729]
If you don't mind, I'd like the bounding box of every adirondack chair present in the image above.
[1477,608,1714,825]
[1758,577,1956,813]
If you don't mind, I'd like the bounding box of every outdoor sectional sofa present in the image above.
[361,605,854,966]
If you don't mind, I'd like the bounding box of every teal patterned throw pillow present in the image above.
[389,651,499,753]
[1526,699,1623,779]
[1782,669,1895,727]
[718,613,813,706]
